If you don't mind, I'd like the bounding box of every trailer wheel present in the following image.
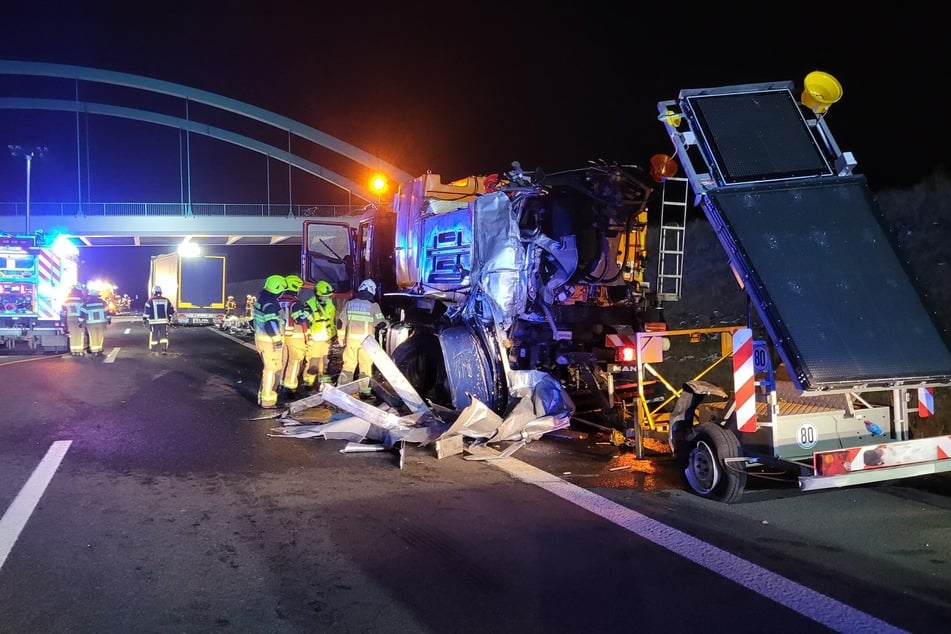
[680,422,746,503]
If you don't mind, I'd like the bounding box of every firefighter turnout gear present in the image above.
[303,283,337,388]
[254,279,287,408]
[225,295,237,316]
[278,282,312,394]
[143,288,176,353]
[337,281,386,387]
[245,294,255,317]
[61,285,86,356]
[82,292,110,356]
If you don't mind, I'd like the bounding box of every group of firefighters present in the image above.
[61,285,112,357]
[252,274,386,409]
[62,284,174,356]
[63,274,385,410]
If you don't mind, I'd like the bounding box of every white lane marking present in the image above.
[0,440,72,569]
[1,355,65,367]
[104,347,119,363]
[493,456,907,634]
[123,327,131,334]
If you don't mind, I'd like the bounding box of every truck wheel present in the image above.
[388,333,451,408]
[680,422,746,503]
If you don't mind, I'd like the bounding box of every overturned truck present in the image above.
[301,72,951,501]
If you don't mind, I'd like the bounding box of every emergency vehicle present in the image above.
[301,72,951,501]
[0,231,78,352]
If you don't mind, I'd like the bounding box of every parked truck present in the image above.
[301,72,951,501]
[0,231,79,352]
[148,253,226,326]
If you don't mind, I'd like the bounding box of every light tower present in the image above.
[8,144,48,234]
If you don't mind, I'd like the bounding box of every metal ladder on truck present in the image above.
[654,176,689,304]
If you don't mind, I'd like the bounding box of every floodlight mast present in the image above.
[8,144,48,234]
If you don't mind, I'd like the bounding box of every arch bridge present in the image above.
[0,60,415,248]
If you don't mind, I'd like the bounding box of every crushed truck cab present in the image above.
[301,72,951,502]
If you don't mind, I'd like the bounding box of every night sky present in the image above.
[0,3,944,294]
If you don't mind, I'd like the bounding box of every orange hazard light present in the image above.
[650,154,679,183]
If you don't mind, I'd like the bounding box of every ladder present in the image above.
[655,176,689,303]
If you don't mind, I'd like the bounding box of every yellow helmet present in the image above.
[315,280,334,296]
[285,274,304,293]
[263,275,287,294]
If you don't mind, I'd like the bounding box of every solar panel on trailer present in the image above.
[686,90,832,183]
[709,177,951,391]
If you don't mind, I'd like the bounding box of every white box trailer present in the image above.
[148,253,226,326]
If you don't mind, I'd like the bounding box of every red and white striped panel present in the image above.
[918,387,935,418]
[733,328,757,432]
[34,250,61,320]
[605,334,637,348]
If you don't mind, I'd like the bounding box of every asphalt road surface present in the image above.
[1,317,949,633]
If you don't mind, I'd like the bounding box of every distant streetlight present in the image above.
[8,144,48,234]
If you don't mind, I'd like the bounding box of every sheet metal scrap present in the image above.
[269,335,570,463]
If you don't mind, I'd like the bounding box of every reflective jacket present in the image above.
[82,295,109,324]
[338,296,386,344]
[62,292,84,320]
[143,294,175,323]
[278,291,311,336]
[306,296,337,341]
[253,290,284,342]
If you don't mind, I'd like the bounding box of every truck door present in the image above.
[302,221,356,294]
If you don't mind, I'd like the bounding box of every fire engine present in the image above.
[302,71,951,501]
[0,231,78,352]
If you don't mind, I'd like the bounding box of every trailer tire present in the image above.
[680,422,746,503]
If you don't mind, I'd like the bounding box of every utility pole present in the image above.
[8,145,48,234]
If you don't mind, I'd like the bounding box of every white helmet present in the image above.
[358,279,377,295]
[152,285,162,295]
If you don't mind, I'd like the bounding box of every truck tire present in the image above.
[387,333,452,408]
[679,422,746,503]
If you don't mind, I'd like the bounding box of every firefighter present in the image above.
[245,294,255,318]
[82,289,110,356]
[254,275,288,408]
[143,285,176,353]
[225,295,237,317]
[302,280,337,390]
[337,278,387,395]
[61,285,87,356]
[278,274,312,397]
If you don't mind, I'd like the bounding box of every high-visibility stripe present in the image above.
[733,328,756,432]
[918,387,934,418]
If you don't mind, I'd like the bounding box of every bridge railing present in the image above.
[0,202,367,218]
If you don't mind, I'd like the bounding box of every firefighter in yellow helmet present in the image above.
[61,285,87,356]
[254,275,288,408]
[277,274,312,398]
[337,279,387,395]
[225,294,237,317]
[302,280,337,390]
[245,293,255,318]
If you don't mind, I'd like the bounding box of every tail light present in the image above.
[616,345,637,363]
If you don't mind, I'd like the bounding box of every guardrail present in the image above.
[0,201,368,218]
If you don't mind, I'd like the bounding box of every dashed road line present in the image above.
[0,441,72,569]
